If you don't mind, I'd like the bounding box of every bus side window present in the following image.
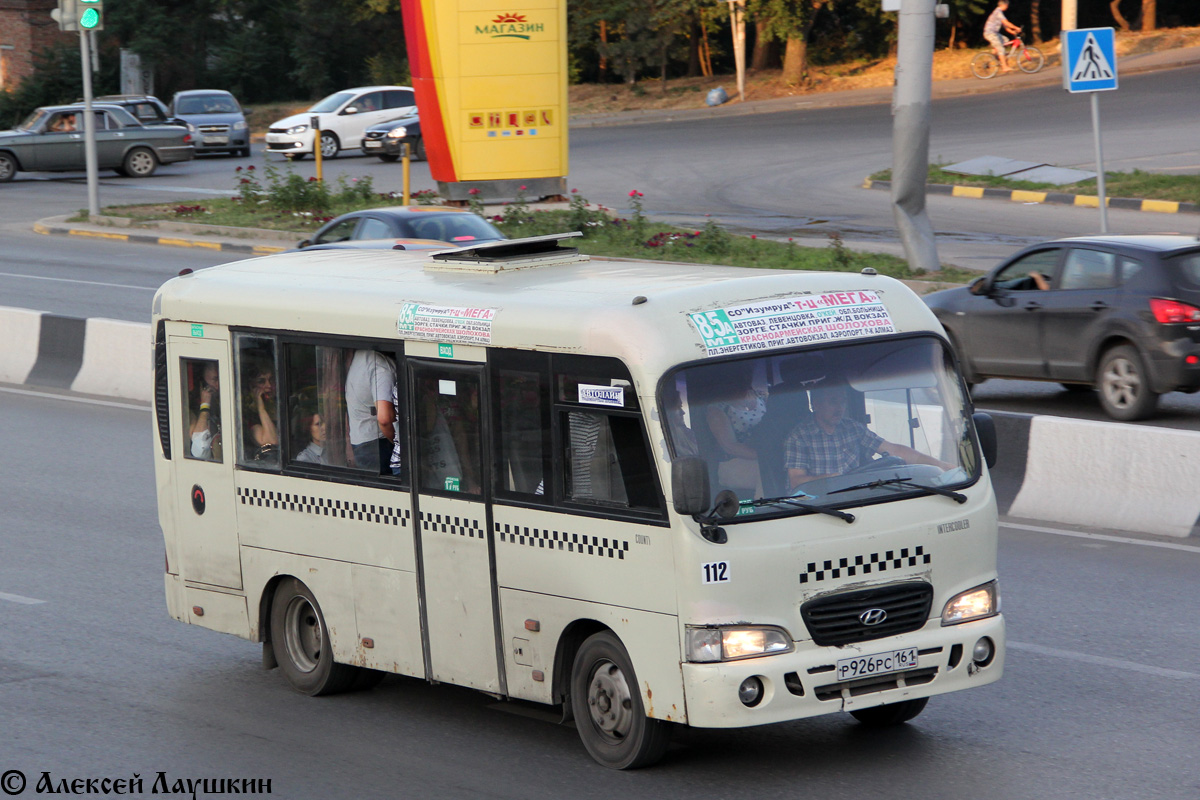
[235,335,280,468]
[562,410,660,511]
[492,351,550,499]
[181,357,222,462]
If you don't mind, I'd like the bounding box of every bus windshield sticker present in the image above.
[688,291,896,356]
[578,384,625,408]
[397,302,496,345]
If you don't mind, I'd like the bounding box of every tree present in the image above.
[750,0,834,85]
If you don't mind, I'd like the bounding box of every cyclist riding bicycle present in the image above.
[984,1,1022,73]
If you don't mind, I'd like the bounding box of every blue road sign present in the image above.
[1064,27,1118,93]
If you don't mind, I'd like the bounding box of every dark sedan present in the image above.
[925,235,1200,420]
[361,115,424,162]
[298,206,505,248]
[0,104,193,182]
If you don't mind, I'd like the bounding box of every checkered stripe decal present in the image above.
[495,522,629,560]
[421,512,484,539]
[236,487,410,527]
[800,546,930,584]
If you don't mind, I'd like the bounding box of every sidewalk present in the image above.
[569,44,1200,129]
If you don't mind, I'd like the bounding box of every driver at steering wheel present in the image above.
[785,382,952,489]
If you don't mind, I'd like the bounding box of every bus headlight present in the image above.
[941,580,1000,625]
[686,626,793,662]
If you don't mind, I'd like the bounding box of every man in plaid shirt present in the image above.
[785,383,952,490]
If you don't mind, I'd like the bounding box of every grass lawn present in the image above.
[869,165,1200,205]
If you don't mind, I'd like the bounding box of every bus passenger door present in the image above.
[168,334,241,589]
[409,361,502,694]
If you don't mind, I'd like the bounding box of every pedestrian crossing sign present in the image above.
[1063,27,1118,93]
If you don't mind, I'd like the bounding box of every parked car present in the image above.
[91,94,172,124]
[925,234,1200,421]
[297,207,506,249]
[361,114,424,162]
[170,90,250,157]
[266,86,416,160]
[0,103,194,182]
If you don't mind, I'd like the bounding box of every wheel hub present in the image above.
[587,660,633,740]
[284,595,323,673]
[1103,358,1140,408]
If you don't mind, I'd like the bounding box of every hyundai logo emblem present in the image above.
[859,608,888,626]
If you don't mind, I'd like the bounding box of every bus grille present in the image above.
[801,582,933,646]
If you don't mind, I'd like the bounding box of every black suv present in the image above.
[91,94,173,125]
[925,234,1200,421]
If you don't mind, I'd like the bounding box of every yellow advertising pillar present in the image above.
[401,0,568,201]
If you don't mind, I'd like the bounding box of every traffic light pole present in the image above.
[79,28,99,217]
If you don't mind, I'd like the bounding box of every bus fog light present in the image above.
[972,637,995,667]
[738,676,764,707]
[941,580,1000,625]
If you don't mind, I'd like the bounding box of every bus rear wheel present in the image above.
[849,697,928,727]
[570,631,670,769]
[270,578,358,696]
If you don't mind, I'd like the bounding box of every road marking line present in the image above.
[0,385,148,410]
[1008,641,1200,680]
[0,591,46,605]
[0,271,156,292]
[1000,521,1200,554]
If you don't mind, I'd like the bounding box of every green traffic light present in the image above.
[79,6,99,27]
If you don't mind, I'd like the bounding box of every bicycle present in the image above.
[971,31,1045,79]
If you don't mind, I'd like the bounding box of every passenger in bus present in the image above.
[785,382,952,488]
[243,361,279,462]
[293,409,330,465]
[703,363,766,497]
[189,361,221,460]
[345,349,397,473]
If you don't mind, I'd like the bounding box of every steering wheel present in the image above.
[845,454,906,474]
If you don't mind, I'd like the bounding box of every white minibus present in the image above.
[152,233,1003,769]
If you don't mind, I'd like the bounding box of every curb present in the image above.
[32,221,288,255]
[863,178,1200,216]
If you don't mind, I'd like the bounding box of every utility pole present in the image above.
[1061,0,1076,32]
[891,0,940,271]
[726,0,747,102]
[80,27,99,217]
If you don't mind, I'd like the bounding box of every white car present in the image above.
[265,86,416,160]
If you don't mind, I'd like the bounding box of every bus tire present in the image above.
[849,697,928,727]
[570,631,670,769]
[270,578,358,696]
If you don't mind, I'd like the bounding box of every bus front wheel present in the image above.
[270,578,358,696]
[570,631,671,769]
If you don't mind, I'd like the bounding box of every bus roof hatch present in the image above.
[426,231,588,273]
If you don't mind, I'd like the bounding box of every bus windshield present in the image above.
[662,335,979,519]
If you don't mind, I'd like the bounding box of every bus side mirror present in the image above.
[672,457,710,516]
[972,412,997,469]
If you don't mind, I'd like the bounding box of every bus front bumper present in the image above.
[680,615,1005,728]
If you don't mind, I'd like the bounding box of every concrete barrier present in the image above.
[1,304,1193,538]
[0,305,151,403]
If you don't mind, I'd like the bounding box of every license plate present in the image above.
[203,136,228,145]
[363,140,382,148]
[836,647,918,681]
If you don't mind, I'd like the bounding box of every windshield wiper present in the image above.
[827,476,967,504]
[746,495,855,523]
